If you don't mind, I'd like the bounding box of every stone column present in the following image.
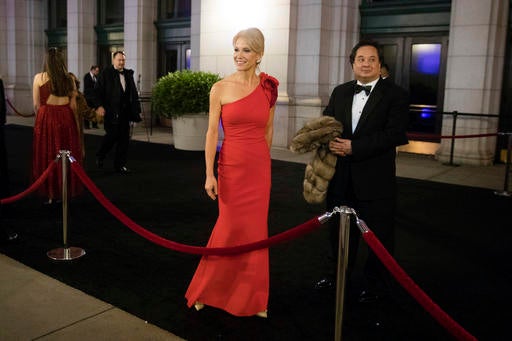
[124,0,158,97]
[1,0,46,115]
[67,0,96,90]
[190,0,201,71]
[285,0,359,148]
[438,0,508,165]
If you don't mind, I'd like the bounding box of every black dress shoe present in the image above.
[96,157,104,169]
[116,166,131,174]
[358,290,379,303]
[315,277,335,290]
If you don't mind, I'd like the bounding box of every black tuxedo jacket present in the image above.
[90,66,141,123]
[83,72,96,108]
[323,78,409,201]
[83,72,95,91]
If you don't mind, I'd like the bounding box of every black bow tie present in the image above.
[354,84,371,96]
[117,69,124,75]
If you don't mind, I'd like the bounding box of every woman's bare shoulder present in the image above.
[33,72,49,86]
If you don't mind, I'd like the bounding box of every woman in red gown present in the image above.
[185,28,279,317]
[32,48,83,203]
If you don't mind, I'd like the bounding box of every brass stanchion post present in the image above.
[47,151,86,260]
[334,206,352,341]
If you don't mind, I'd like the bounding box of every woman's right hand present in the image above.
[205,175,218,200]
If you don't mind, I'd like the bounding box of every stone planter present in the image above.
[171,114,209,151]
[159,116,173,127]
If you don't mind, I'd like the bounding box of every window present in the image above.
[158,43,190,77]
[159,0,191,19]
[98,0,124,25]
[48,0,67,29]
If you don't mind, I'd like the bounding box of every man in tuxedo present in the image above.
[90,51,141,174]
[83,65,99,129]
[316,40,409,305]
[380,63,391,80]
[0,77,19,243]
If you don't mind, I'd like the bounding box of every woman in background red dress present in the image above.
[32,48,83,203]
[185,28,279,317]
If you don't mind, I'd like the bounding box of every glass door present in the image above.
[404,37,448,137]
[374,36,448,138]
[158,42,191,78]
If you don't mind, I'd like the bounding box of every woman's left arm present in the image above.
[265,105,275,148]
[32,74,41,113]
[69,80,78,114]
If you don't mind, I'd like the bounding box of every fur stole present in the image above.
[290,116,343,204]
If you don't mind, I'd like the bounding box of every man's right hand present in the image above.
[96,106,106,117]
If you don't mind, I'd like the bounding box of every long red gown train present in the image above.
[185,73,279,316]
[32,82,83,199]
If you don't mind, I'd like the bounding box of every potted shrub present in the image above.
[152,70,221,150]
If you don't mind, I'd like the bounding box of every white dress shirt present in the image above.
[351,78,379,133]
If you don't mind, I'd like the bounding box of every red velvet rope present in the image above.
[362,231,477,341]
[0,155,481,339]
[6,98,35,117]
[70,161,323,256]
[0,161,57,204]
[407,132,497,140]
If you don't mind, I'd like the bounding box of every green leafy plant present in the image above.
[152,70,221,118]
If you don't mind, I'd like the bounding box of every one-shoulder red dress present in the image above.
[185,73,279,316]
[32,81,83,200]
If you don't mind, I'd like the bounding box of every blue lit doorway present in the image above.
[377,36,448,140]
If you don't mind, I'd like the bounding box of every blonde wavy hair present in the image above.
[232,28,265,65]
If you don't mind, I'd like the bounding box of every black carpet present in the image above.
[1,124,510,340]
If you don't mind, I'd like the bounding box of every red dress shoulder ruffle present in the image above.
[259,72,279,107]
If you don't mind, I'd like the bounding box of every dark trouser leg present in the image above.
[356,198,396,296]
[96,121,119,161]
[113,120,130,170]
[326,170,358,279]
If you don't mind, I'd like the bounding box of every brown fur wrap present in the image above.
[290,116,343,204]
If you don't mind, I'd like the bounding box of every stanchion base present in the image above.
[494,190,511,197]
[47,247,86,260]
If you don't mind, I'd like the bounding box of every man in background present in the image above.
[380,63,391,80]
[83,65,99,129]
[90,52,141,174]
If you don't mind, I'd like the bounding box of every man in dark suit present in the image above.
[90,51,141,174]
[0,77,19,243]
[317,40,409,304]
[83,65,99,129]
[380,63,391,80]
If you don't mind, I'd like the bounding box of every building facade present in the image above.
[0,0,510,165]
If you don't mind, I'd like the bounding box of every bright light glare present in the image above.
[213,0,270,31]
[412,44,441,75]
